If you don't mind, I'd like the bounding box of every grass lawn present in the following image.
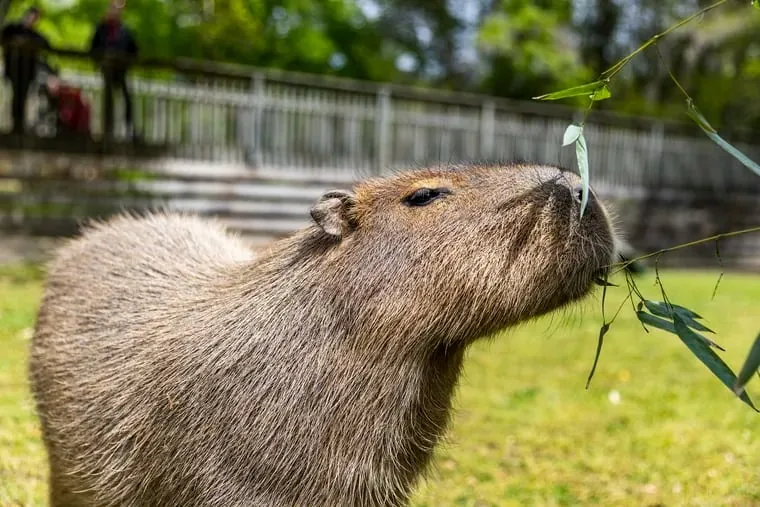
[1,263,759,506]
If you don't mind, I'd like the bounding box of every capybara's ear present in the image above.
[310,190,356,239]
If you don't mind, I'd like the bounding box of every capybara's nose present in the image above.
[572,184,596,205]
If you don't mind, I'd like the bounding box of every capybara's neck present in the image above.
[211,232,466,506]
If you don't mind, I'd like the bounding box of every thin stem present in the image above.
[610,225,760,275]
[610,293,632,323]
[655,44,691,100]
[625,269,646,302]
[601,0,729,81]
[580,96,596,128]
[712,239,724,300]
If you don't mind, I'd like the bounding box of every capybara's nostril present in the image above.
[573,184,594,204]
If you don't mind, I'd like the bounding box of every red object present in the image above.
[56,85,91,133]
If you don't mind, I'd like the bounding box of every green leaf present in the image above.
[734,334,760,395]
[703,131,760,178]
[576,132,590,218]
[637,309,723,350]
[643,300,715,335]
[673,315,757,411]
[533,81,605,101]
[685,99,715,133]
[753,0,760,10]
[591,85,611,101]
[636,311,677,335]
[686,100,760,178]
[643,300,702,319]
[586,323,610,389]
[562,124,582,147]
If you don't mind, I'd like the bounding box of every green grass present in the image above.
[1,264,759,506]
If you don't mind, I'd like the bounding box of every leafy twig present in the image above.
[610,226,760,275]
[601,0,729,81]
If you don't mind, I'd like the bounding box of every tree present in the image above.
[476,0,592,99]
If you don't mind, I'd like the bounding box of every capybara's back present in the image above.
[29,213,254,506]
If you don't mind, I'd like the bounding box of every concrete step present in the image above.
[0,193,314,220]
[0,178,331,202]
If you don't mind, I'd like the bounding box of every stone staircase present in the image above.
[0,162,364,246]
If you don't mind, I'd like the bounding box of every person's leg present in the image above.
[116,72,134,137]
[101,67,117,139]
[11,78,32,134]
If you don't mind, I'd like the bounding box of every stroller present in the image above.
[33,61,92,137]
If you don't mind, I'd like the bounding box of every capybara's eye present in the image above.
[403,187,450,207]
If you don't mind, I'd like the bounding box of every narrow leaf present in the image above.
[636,311,677,335]
[643,300,714,334]
[591,85,611,101]
[586,323,610,389]
[533,81,604,101]
[703,131,760,178]
[673,316,757,411]
[562,124,582,147]
[734,334,760,395]
[576,132,590,218]
[685,99,716,132]
[686,100,760,177]
[636,310,722,350]
[654,301,703,320]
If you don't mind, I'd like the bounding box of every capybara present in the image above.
[29,162,617,507]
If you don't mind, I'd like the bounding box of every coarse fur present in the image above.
[29,162,617,507]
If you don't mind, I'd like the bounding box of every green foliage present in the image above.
[534,80,608,101]
[672,315,756,411]
[630,291,758,411]
[477,0,592,100]
[536,3,760,405]
[3,0,405,82]
[574,131,590,218]
[735,335,760,395]
[3,0,758,125]
[642,300,714,335]
[686,99,760,177]
[585,322,610,389]
[561,124,590,218]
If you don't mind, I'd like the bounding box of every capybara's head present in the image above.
[306,162,616,345]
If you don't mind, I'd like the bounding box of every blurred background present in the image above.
[0,0,758,265]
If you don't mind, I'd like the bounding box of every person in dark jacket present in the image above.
[89,1,138,138]
[1,7,50,134]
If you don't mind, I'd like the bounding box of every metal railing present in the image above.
[1,42,759,193]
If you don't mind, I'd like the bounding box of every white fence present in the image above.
[2,65,760,193]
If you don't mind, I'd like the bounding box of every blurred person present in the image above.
[1,6,50,134]
[89,0,138,139]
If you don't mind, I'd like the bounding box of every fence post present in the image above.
[249,72,265,168]
[480,99,495,160]
[375,86,391,175]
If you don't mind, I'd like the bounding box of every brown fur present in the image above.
[29,162,617,507]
